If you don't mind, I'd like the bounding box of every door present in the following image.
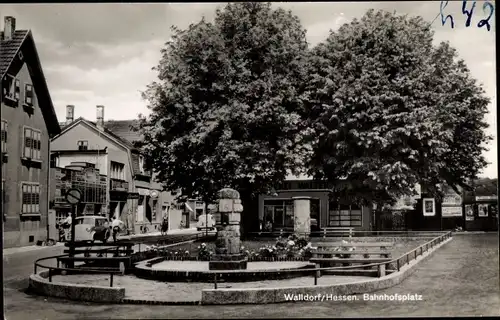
[273,206,285,229]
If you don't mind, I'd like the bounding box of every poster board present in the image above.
[465,204,474,221]
[478,204,489,217]
[442,206,463,217]
[422,198,435,216]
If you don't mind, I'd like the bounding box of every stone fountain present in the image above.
[209,188,248,270]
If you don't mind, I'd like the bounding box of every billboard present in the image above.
[423,198,436,216]
[442,206,463,217]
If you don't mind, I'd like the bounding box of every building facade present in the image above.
[1,16,61,247]
[257,177,373,232]
[50,106,182,233]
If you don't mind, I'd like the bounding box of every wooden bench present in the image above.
[313,242,394,250]
[310,257,391,266]
[63,248,134,257]
[57,256,131,268]
[320,227,354,238]
[311,250,391,258]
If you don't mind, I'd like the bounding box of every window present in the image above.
[2,75,20,101]
[77,140,88,151]
[139,155,145,174]
[1,120,7,153]
[110,161,125,180]
[23,127,41,160]
[22,183,40,214]
[25,84,34,105]
[328,202,362,227]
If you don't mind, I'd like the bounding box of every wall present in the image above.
[1,63,51,247]
[51,123,134,221]
[259,190,329,228]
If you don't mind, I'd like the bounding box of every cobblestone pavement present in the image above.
[4,233,499,319]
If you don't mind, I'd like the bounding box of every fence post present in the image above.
[397,259,400,271]
[323,229,326,239]
[314,270,318,285]
[110,273,114,287]
[48,268,52,282]
[214,273,218,290]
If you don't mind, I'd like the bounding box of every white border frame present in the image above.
[422,198,436,216]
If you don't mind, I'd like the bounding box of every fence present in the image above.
[33,232,210,288]
[210,231,452,289]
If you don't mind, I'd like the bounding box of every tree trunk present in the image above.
[240,191,258,238]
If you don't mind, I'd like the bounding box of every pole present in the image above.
[68,204,77,268]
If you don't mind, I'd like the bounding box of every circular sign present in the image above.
[66,188,82,204]
[150,190,159,198]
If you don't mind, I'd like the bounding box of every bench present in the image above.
[313,242,394,250]
[63,248,134,257]
[57,256,131,269]
[310,257,391,266]
[311,250,391,258]
[310,257,392,277]
[64,241,135,247]
[320,227,354,238]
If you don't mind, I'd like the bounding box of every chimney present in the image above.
[96,105,104,129]
[4,16,16,41]
[66,105,75,125]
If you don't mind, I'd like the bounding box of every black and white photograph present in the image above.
[1,1,498,319]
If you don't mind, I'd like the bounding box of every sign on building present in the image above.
[442,206,463,217]
[422,198,436,216]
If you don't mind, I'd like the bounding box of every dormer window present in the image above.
[25,84,34,105]
[2,75,20,105]
[77,140,88,151]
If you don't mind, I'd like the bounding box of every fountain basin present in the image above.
[134,259,315,282]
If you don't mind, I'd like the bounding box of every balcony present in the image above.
[110,179,129,192]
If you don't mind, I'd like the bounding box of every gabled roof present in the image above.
[104,120,142,148]
[53,117,135,150]
[1,29,61,135]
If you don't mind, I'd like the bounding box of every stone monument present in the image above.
[209,188,248,270]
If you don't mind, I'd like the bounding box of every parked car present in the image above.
[74,215,111,242]
[196,213,216,232]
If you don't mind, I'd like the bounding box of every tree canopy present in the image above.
[303,9,491,205]
[138,5,492,209]
[137,2,309,203]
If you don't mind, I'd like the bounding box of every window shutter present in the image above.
[14,79,20,100]
[24,128,32,158]
[25,84,33,104]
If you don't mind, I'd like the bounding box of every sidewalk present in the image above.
[118,227,199,241]
[3,242,65,256]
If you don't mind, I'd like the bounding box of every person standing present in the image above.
[61,212,72,242]
[111,216,125,242]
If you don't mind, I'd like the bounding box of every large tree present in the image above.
[137,3,309,230]
[303,9,492,207]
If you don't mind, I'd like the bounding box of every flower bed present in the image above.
[142,235,320,262]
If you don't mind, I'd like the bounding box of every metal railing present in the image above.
[210,231,452,289]
[243,230,449,239]
[33,232,212,288]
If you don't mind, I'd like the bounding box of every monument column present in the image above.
[292,196,311,237]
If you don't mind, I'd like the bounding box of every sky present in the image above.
[1,1,497,178]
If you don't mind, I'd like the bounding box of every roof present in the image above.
[55,117,136,150]
[0,30,27,75]
[1,29,61,136]
[104,120,142,148]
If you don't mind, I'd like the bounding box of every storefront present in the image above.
[463,195,498,231]
[257,179,372,232]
